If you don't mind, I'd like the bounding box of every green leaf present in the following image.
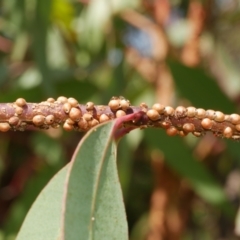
[61,121,128,240]
[16,164,69,240]
[16,121,127,240]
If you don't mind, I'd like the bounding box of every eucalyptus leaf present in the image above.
[16,121,128,240]
[61,121,128,240]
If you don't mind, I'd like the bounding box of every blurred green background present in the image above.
[1,0,240,239]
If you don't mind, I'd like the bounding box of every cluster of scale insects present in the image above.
[0,96,129,133]
[0,96,240,140]
[146,104,240,140]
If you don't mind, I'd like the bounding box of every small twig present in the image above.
[0,96,239,141]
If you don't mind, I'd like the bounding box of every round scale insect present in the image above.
[152,103,165,114]
[47,97,55,103]
[99,114,110,123]
[166,126,178,136]
[15,98,26,107]
[164,106,174,116]
[201,118,213,129]
[147,109,160,121]
[86,102,94,110]
[69,107,82,122]
[15,106,23,115]
[195,108,206,119]
[63,103,72,114]
[205,110,215,120]
[63,122,74,131]
[33,115,45,126]
[78,118,88,130]
[116,110,126,118]
[230,114,240,125]
[9,116,20,126]
[108,98,120,111]
[182,123,195,133]
[66,118,75,125]
[236,124,240,131]
[186,107,196,118]
[45,115,55,125]
[223,127,233,138]
[161,121,171,129]
[120,99,130,111]
[224,115,231,121]
[57,96,68,104]
[89,119,99,127]
[175,106,187,118]
[214,111,225,122]
[82,113,93,121]
[68,97,79,107]
[0,122,11,132]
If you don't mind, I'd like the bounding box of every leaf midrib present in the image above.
[88,124,115,240]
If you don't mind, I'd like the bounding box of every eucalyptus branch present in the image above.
[0,96,240,140]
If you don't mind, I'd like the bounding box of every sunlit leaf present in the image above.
[16,121,128,240]
[61,121,128,240]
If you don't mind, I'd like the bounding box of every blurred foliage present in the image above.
[1,0,240,239]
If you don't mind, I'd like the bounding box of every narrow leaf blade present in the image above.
[61,121,128,240]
